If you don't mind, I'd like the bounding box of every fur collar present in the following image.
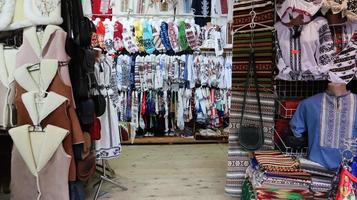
[13,59,58,92]
[21,91,67,125]
[2,0,62,31]
[0,0,15,30]
[9,124,68,176]
[23,25,63,58]
[24,0,63,26]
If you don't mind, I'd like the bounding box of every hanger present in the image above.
[28,125,45,133]
[233,10,275,35]
[26,63,41,72]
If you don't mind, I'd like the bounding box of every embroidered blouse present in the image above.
[328,22,357,84]
[275,17,335,80]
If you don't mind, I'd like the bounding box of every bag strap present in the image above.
[239,42,264,128]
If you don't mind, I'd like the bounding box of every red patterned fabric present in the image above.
[92,0,112,21]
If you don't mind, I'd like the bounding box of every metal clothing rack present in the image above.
[93,159,128,200]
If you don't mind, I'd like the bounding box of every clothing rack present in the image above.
[89,13,226,19]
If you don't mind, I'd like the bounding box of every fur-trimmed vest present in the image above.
[10,124,70,200]
[0,0,63,31]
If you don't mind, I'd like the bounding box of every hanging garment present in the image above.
[111,0,135,15]
[122,23,139,53]
[13,62,82,182]
[275,17,335,80]
[276,0,323,23]
[185,21,199,50]
[160,22,172,51]
[322,0,357,22]
[113,20,124,52]
[9,125,70,200]
[328,22,357,84]
[168,21,180,53]
[0,0,63,31]
[152,21,165,52]
[94,55,121,159]
[15,25,73,95]
[0,44,17,128]
[191,0,211,27]
[291,92,357,170]
[91,0,112,21]
[142,21,156,54]
[103,19,115,54]
[134,20,145,52]
[178,21,190,51]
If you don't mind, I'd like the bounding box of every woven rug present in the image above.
[232,31,275,90]
[227,1,275,196]
[225,91,275,197]
[233,0,275,31]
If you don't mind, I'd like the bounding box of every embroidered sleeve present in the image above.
[290,101,307,138]
[316,22,335,74]
[275,37,292,80]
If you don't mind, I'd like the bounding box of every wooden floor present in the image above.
[87,144,235,200]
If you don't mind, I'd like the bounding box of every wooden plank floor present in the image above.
[86,144,235,200]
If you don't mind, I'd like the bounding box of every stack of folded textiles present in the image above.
[299,158,334,199]
[244,151,335,200]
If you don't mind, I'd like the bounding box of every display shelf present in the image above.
[276,99,300,119]
[275,80,328,99]
[122,136,228,145]
[274,130,308,158]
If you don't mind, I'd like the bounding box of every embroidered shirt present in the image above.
[328,22,357,84]
[275,17,335,80]
[191,0,211,26]
[290,92,357,170]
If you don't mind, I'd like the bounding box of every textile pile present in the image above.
[242,151,334,200]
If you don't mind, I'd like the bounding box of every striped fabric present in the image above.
[225,91,275,197]
[185,23,198,50]
[233,0,275,31]
[168,22,180,52]
[232,31,275,91]
[254,152,300,172]
[226,1,276,197]
[153,26,165,52]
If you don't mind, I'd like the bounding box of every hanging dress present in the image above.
[94,55,121,159]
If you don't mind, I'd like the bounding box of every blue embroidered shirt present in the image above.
[290,92,357,170]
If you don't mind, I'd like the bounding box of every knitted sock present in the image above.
[123,24,139,53]
[160,22,172,51]
[134,20,145,52]
[178,21,190,51]
[113,21,124,52]
[96,21,106,49]
[142,21,156,54]
[185,22,198,50]
[177,88,185,130]
[134,56,142,89]
[168,22,180,52]
[131,91,139,130]
[153,21,165,52]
